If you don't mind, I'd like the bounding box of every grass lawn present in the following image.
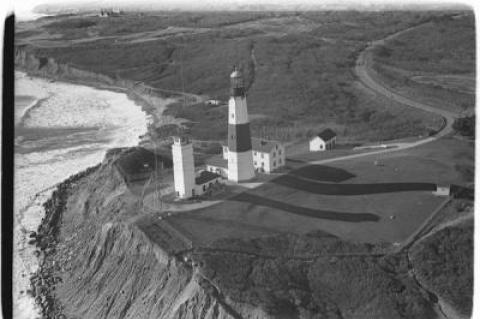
[166,136,471,247]
[285,146,372,165]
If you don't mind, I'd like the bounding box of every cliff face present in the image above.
[410,217,473,319]
[15,46,116,86]
[38,152,257,319]
[58,222,232,319]
[33,150,472,319]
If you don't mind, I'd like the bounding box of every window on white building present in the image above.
[254,161,257,166]
[231,114,234,119]
[254,151,257,156]
[261,153,264,159]
[261,162,264,167]
[273,161,276,167]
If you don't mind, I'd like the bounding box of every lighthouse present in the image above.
[227,66,255,182]
[172,136,195,198]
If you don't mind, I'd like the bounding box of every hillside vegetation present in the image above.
[410,221,473,317]
[195,233,437,319]
[371,13,475,113]
[15,10,461,143]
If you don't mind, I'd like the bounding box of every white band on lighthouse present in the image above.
[228,96,249,125]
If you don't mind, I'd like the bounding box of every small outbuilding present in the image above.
[194,171,223,195]
[433,184,451,197]
[309,129,337,152]
[205,99,222,106]
[205,155,228,177]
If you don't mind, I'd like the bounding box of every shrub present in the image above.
[453,116,475,137]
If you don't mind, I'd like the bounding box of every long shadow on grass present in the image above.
[288,165,356,182]
[230,192,380,222]
[271,175,436,195]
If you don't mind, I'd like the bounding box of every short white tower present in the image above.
[172,136,195,198]
[227,66,255,182]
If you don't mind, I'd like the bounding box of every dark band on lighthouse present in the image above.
[228,123,252,152]
[231,86,245,97]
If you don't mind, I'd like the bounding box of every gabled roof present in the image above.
[251,138,280,153]
[195,170,220,185]
[205,155,228,168]
[313,129,336,141]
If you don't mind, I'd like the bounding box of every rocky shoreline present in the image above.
[15,51,184,318]
[27,164,100,319]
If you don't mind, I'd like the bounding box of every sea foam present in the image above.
[14,71,150,319]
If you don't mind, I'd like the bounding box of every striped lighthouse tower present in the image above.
[227,66,255,182]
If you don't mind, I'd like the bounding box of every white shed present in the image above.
[309,129,337,152]
[433,184,451,196]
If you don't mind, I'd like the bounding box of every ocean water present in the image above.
[13,72,149,318]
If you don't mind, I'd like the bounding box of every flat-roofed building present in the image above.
[172,136,196,198]
[205,156,228,177]
[172,136,224,199]
[194,171,223,195]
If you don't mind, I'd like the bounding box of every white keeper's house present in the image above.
[309,129,337,152]
[251,138,286,173]
[206,138,285,175]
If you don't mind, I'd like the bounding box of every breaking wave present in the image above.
[13,71,149,319]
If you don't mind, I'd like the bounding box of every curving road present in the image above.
[354,23,458,135]
[309,20,464,166]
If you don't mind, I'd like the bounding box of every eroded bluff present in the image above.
[40,151,468,319]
